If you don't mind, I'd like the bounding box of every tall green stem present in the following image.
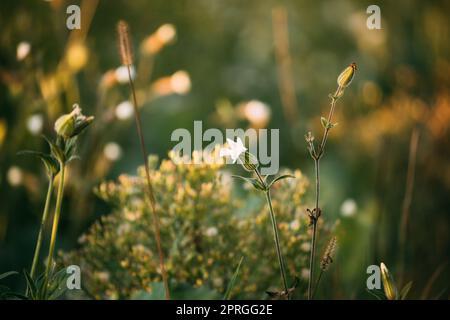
[307,94,337,300]
[265,190,289,295]
[45,163,65,283]
[30,176,54,280]
[254,169,289,297]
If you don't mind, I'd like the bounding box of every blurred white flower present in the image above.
[170,70,191,94]
[289,219,300,231]
[103,142,122,161]
[115,65,135,84]
[7,166,23,186]
[241,100,271,128]
[219,138,246,163]
[301,268,310,280]
[156,24,176,44]
[205,227,218,237]
[17,42,31,61]
[300,242,311,252]
[340,199,357,217]
[26,114,44,135]
[115,101,134,120]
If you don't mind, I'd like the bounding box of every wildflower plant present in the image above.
[220,137,296,299]
[305,63,356,299]
[0,104,93,300]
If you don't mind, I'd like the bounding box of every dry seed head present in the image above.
[320,236,337,271]
[117,20,134,66]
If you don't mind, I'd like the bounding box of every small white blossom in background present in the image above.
[239,100,271,128]
[26,114,44,135]
[289,219,300,231]
[300,242,311,252]
[115,101,134,120]
[16,42,31,61]
[340,198,357,217]
[7,166,23,186]
[103,142,122,161]
[205,227,218,237]
[156,24,176,44]
[170,70,191,94]
[301,268,310,280]
[115,65,135,84]
[219,137,247,163]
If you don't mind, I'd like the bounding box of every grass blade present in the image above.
[223,256,244,300]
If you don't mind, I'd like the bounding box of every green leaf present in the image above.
[320,117,328,129]
[43,135,65,164]
[17,150,59,175]
[320,117,336,129]
[268,174,295,189]
[400,281,413,300]
[231,175,265,191]
[23,269,37,300]
[366,288,385,300]
[46,267,69,300]
[223,256,244,300]
[64,136,78,158]
[0,271,18,281]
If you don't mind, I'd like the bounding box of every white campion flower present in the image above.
[17,42,31,61]
[219,137,247,163]
[115,65,135,84]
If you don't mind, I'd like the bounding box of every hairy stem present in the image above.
[127,65,170,300]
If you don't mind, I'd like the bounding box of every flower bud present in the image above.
[337,62,357,88]
[238,151,259,172]
[54,113,75,138]
[380,262,397,300]
[54,104,94,139]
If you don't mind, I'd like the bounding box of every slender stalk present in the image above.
[45,163,65,285]
[255,169,289,297]
[307,92,338,300]
[127,65,170,300]
[399,128,419,285]
[30,176,54,280]
[312,269,324,299]
[265,190,289,295]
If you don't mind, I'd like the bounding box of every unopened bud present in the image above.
[238,151,259,172]
[337,62,357,88]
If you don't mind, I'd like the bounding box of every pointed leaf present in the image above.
[0,271,18,281]
[268,174,295,189]
[23,270,37,300]
[231,175,265,191]
[223,256,244,300]
[321,117,329,129]
[400,281,413,300]
[17,150,59,175]
[43,135,65,163]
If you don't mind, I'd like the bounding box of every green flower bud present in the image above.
[238,151,259,172]
[54,113,75,138]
